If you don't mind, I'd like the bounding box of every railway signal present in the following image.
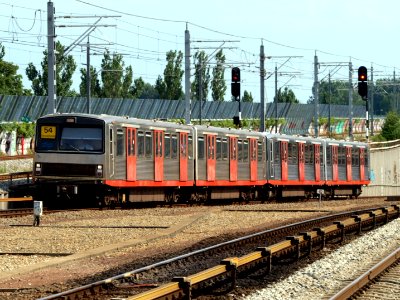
[231,67,240,99]
[358,66,368,100]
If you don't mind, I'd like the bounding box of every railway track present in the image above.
[330,247,400,300]
[38,205,399,300]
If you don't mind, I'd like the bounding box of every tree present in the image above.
[191,51,210,101]
[79,66,101,97]
[0,44,29,95]
[164,50,184,100]
[277,87,298,103]
[26,41,77,96]
[100,49,132,98]
[242,90,253,102]
[211,50,226,101]
[154,50,184,100]
[380,111,400,141]
[139,82,159,99]
[129,77,145,99]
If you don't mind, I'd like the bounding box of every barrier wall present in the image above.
[362,139,400,197]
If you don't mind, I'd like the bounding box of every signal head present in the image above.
[358,66,367,82]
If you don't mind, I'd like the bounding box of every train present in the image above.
[32,113,370,207]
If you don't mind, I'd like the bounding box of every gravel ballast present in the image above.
[243,218,400,300]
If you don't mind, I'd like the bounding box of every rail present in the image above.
[127,205,399,300]
[38,205,399,300]
[0,154,33,161]
[329,246,400,300]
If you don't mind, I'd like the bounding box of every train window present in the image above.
[198,137,204,159]
[164,134,171,158]
[338,147,346,165]
[116,129,124,156]
[237,140,243,161]
[222,138,228,160]
[274,141,280,163]
[257,141,263,162]
[180,134,187,158]
[243,140,249,162]
[216,138,222,160]
[137,131,144,157]
[127,130,131,156]
[171,134,178,159]
[352,148,359,166]
[145,132,152,158]
[305,144,314,164]
[188,136,193,160]
[59,127,103,152]
[36,125,58,151]
[326,146,332,165]
[288,142,298,164]
[230,138,237,161]
[320,145,324,165]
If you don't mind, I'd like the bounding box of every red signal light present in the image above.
[231,67,240,83]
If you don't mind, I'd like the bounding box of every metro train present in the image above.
[32,113,370,207]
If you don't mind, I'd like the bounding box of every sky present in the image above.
[1,0,399,103]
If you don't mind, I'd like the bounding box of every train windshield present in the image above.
[36,125,103,153]
[59,127,102,152]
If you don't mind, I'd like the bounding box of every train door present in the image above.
[179,132,188,181]
[314,143,320,181]
[229,136,238,181]
[332,145,338,181]
[206,134,216,181]
[346,146,352,181]
[298,142,305,181]
[154,130,164,182]
[249,138,257,181]
[281,141,288,181]
[126,127,137,181]
[360,147,365,181]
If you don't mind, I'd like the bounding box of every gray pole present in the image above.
[313,53,319,137]
[349,62,353,140]
[260,43,265,132]
[199,69,203,124]
[370,66,374,136]
[184,25,191,124]
[275,65,278,133]
[47,0,56,114]
[86,37,91,114]
[394,70,397,112]
[328,72,331,138]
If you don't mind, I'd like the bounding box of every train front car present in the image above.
[33,114,106,208]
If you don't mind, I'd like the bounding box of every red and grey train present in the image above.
[33,113,370,207]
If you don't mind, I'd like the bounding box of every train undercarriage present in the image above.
[31,179,363,209]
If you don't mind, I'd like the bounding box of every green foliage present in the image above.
[155,50,184,100]
[277,87,298,103]
[0,43,28,95]
[26,41,77,96]
[242,90,254,102]
[211,50,226,101]
[100,49,133,98]
[79,65,102,97]
[0,122,35,137]
[380,111,400,141]
[191,51,210,101]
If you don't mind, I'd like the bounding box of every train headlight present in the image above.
[96,164,103,177]
[35,163,42,175]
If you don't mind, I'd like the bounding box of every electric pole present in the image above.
[260,43,265,132]
[47,0,56,114]
[349,62,353,141]
[185,24,191,124]
[313,53,319,137]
